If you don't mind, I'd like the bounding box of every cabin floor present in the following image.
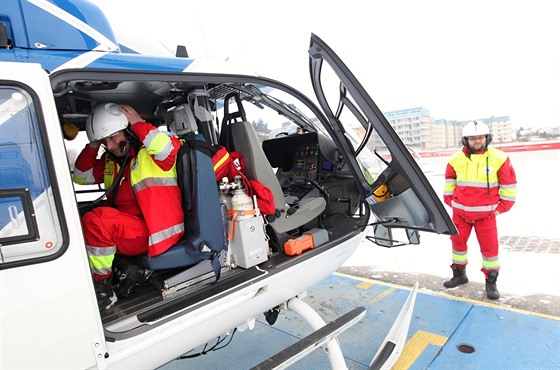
[101,213,367,326]
[158,272,559,369]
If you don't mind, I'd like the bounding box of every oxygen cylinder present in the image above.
[231,188,254,221]
[218,177,232,210]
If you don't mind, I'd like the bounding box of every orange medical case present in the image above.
[284,234,314,256]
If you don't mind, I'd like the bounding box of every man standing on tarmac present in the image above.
[73,103,184,311]
[443,120,517,299]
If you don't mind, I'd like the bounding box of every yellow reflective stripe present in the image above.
[88,254,114,274]
[144,130,174,161]
[452,252,468,263]
[72,168,95,184]
[500,186,517,199]
[500,193,516,201]
[103,156,116,189]
[482,257,500,270]
[72,175,88,185]
[87,245,116,275]
[213,151,230,172]
[443,179,456,196]
[154,141,173,161]
[146,131,171,155]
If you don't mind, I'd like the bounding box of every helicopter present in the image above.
[0,1,456,368]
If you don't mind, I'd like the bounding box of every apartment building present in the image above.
[381,107,514,150]
[259,107,514,151]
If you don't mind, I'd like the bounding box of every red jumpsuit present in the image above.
[443,146,517,278]
[74,122,182,280]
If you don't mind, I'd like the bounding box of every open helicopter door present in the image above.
[302,33,458,368]
[307,33,457,248]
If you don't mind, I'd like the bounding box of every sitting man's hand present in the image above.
[120,104,143,125]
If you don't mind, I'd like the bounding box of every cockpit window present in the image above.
[235,87,330,144]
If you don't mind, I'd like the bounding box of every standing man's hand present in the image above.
[120,105,143,125]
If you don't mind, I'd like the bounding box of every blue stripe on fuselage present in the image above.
[9,49,194,73]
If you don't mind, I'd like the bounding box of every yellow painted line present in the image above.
[333,272,560,321]
[357,281,374,289]
[335,271,421,291]
[392,330,448,370]
[370,287,396,304]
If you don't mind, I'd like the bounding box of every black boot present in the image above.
[112,256,152,299]
[443,264,468,288]
[486,271,500,300]
[94,278,117,312]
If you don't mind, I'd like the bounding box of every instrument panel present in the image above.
[262,132,336,187]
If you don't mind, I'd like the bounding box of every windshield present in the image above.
[223,86,330,144]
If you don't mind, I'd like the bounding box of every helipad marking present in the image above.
[334,272,560,321]
[370,287,396,304]
[393,330,448,369]
[356,281,374,289]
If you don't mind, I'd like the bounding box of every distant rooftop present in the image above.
[384,107,430,118]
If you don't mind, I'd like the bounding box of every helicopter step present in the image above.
[250,282,418,370]
[251,304,366,370]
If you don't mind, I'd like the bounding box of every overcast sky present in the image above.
[96,0,559,129]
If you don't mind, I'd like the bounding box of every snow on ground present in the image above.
[343,149,560,300]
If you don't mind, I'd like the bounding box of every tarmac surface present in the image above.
[161,147,559,369]
[161,272,560,369]
[337,264,560,318]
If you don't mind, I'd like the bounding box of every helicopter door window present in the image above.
[0,85,64,265]
[0,189,38,245]
[318,67,388,185]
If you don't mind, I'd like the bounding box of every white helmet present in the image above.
[462,120,490,137]
[85,103,128,141]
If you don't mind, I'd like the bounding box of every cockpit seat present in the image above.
[135,133,226,274]
[229,120,326,234]
[220,93,326,239]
